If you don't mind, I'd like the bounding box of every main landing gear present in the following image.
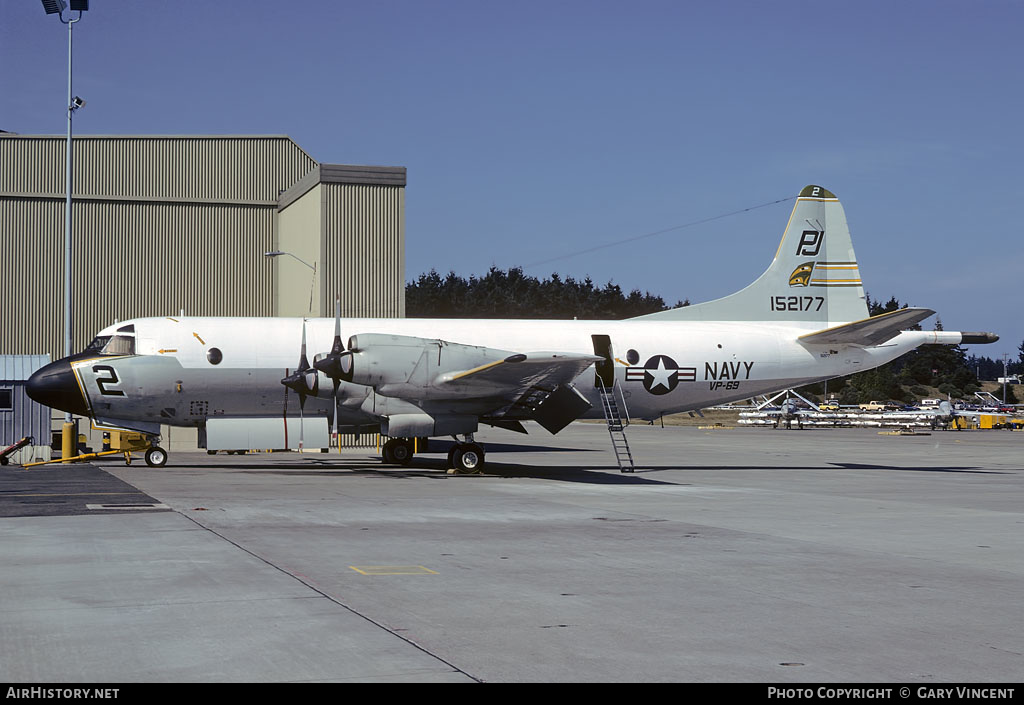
[380,435,486,473]
[447,440,485,474]
[381,437,415,466]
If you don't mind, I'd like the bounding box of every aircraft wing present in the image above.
[433,351,601,434]
[340,333,602,436]
[437,351,601,391]
[798,307,935,347]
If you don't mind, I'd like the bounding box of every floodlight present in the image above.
[264,249,316,271]
[41,0,67,15]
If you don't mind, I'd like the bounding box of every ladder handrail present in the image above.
[615,378,630,428]
[597,377,635,472]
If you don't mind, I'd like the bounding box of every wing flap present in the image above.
[798,307,935,346]
[437,351,600,433]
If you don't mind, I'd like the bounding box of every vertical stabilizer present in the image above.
[637,185,869,325]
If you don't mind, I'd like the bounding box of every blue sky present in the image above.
[3,0,1022,361]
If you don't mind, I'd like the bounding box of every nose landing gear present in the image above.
[23,432,169,468]
[144,445,168,467]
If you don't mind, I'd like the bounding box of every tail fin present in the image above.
[637,185,869,325]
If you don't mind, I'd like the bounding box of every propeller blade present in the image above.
[313,298,346,380]
[282,319,317,429]
[298,386,305,453]
[310,298,344,449]
[332,377,340,440]
[298,317,309,373]
[332,296,342,354]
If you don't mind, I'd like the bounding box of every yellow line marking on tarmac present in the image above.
[349,566,438,576]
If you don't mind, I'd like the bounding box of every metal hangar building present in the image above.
[0,133,407,452]
[1,133,406,360]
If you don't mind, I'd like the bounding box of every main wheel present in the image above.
[145,446,168,468]
[452,443,485,473]
[382,438,414,466]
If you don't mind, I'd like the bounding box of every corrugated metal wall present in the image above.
[1,135,317,358]
[323,183,405,318]
[275,183,324,318]
[2,136,407,453]
[1,355,52,453]
[1,135,315,203]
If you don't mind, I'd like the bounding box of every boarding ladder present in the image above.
[598,379,635,473]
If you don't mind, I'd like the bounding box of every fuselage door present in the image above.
[591,334,615,388]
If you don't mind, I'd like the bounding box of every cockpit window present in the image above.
[81,334,137,356]
[85,336,111,353]
[100,335,136,355]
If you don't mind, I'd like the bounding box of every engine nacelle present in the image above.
[342,333,510,394]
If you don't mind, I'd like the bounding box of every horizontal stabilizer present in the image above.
[798,307,935,347]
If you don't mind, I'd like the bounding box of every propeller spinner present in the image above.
[281,318,318,451]
[281,318,317,404]
[312,297,350,382]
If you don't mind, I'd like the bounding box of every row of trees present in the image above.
[406,269,1021,404]
[406,267,684,320]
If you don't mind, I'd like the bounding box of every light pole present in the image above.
[41,0,88,461]
[264,250,318,314]
[1003,353,1010,405]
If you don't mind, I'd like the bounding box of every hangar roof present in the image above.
[278,163,407,211]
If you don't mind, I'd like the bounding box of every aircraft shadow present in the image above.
[827,462,1006,475]
[176,454,677,485]
[426,440,599,454]
[434,459,678,484]
[628,463,1006,475]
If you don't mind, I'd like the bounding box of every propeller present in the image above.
[281,318,317,452]
[313,297,350,445]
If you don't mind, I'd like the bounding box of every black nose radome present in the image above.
[26,359,89,416]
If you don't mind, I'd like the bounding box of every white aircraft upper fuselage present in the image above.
[26,185,997,469]
[71,315,955,424]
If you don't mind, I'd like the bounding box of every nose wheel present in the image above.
[145,446,168,467]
